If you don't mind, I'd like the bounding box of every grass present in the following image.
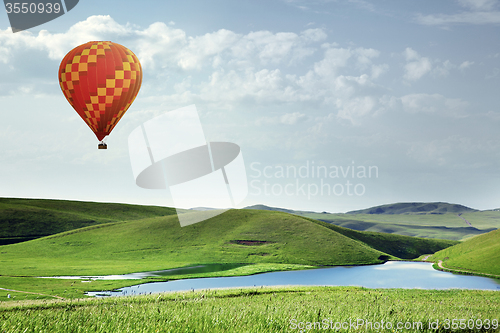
[306,219,459,259]
[0,198,176,244]
[0,263,316,302]
[0,201,464,299]
[0,209,389,277]
[0,286,498,332]
[430,228,500,276]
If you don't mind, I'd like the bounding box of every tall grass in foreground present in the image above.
[1,286,498,332]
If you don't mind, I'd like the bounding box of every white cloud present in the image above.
[314,47,352,77]
[280,112,307,124]
[407,140,451,166]
[178,29,239,70]
[433,59,455,77]
[134,22,187,70]
[403,48,432,81]
[199,68,286,104]
[401,93,469,117]
[256,112,307,125]
[457,0,497,11]
[416,11,500,26]
[459,60,474,69]
[336,96,377,123]
[416,0,500,26]
[0,15,418,125]
[0,15,471,129]
[371,64,389,79]
[406,134,499,166]
[402,48,471,79]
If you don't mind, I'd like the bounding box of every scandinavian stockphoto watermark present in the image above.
[128,105,248,227]
[249,161,378,199]
[289,318,499,331]
[3,0,79,32]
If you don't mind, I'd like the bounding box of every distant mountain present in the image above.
[245,202,494,240]
[346,202,477,215]
[244,204,298,214]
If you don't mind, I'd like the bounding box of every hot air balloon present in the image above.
[58,41,142,149]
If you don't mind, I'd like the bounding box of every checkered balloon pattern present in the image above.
[58,41,143,141]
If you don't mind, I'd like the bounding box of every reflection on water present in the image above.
[153,263,247,276]
[39,263,248,280]
[86,262,500,297]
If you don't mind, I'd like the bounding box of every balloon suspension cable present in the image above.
[98,141,108,150]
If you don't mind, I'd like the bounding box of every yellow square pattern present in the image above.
[60,41,141,134]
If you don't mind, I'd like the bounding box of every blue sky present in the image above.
[1,0,500,212]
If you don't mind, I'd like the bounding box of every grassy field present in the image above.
[430,228,500,276]
[0,263,315,302]
[0,207,460,277]
[307,219,458,259]
[0,286,498,332]
[0,201,462,299]
[0,209,392,277]
[0,198,176,244]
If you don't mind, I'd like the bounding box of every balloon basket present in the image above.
[98,142,107,150]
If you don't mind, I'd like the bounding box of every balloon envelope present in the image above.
[58,41,142,141]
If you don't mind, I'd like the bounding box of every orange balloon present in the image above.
[58,41,142,144]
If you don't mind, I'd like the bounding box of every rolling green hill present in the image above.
[0,200,469,299]
[0,209,396,276]
[0,198,176,245]
[305,218,458,259]
[430,228,500,276]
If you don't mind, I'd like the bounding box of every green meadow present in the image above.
[0,198,498,333]
[0,208,457,278]
[0,209,389,277]
[1,286,498,332]
[0,198,461,300]
[430,228,500,277]
[0,197,176,245]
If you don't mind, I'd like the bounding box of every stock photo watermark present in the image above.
[128,105,248,227]
[3,0,79,32]
[289,317,499,331]
[249,161,379,200]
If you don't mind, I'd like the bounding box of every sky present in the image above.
[1,0,500,213]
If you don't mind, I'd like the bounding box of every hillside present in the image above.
[430,228,500,276]
[0,198,176,245]
[305,218,459,259]
[0,209,392,276]
[346,202,477,215]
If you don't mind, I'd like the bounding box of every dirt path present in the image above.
[436,261,500,279]
[422,255,431,261]
[0,287,65,300]
[457,213,472,227]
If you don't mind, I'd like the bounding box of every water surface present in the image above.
[86,262,500,297]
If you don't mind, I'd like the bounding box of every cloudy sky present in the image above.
[1,0,500,213]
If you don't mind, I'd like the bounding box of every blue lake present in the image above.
[86,261,500,297]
